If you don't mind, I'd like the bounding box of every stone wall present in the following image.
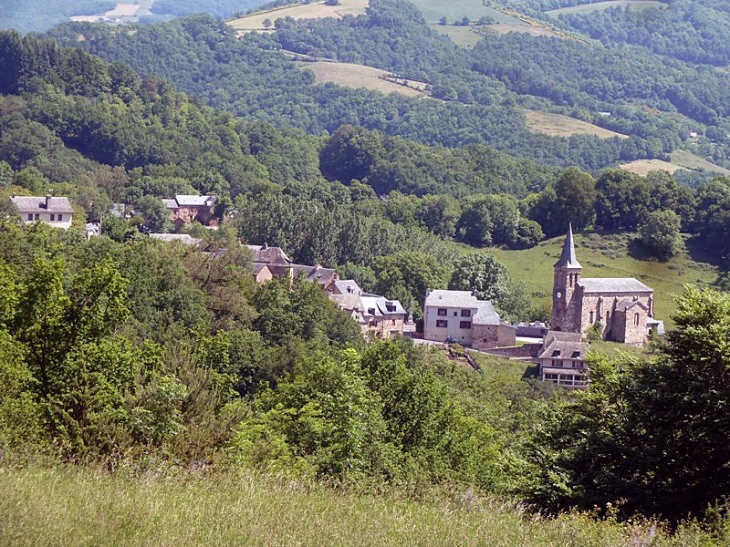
[480,343,543,359]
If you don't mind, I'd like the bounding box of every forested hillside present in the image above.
[3,4,730,539]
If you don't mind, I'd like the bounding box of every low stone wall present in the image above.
[476,343,542,360]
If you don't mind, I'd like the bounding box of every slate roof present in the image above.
[331,279,362,296]
[424,290,478,309]
[539,331,588,362]
[167,195,216,207]
[554,224,582,269]
[579,278,653,294]
[247,244,292,265]
[473,300,501,326]
[615,299,649,312]
[11,196,74,214]
[292,264,338,287]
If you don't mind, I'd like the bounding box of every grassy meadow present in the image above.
[620,149,730,176]
[524,110,628,139]
[0,466,718,547]
[227,0,368,32]
[490,232,720,330]
[298,61,427,97]
[546,0,666,16]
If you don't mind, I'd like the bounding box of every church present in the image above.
[551,226,656,346]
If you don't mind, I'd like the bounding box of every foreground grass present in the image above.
[0,466,717,546]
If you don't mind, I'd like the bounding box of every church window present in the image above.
[589,311,594,323]
[634,313,640,326]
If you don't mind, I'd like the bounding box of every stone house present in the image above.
[538,331,589,389]
[551,225,655,346]
[328,280,407,339]
[162,195,217,229]
[247,243,339,290]
[423,289,516,349]
[11,195,74,229]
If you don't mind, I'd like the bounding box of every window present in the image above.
[58,214,63,221]
[453,311,457,316]
[27,214,33,221]
[589,311,594,323]
[461,309,471,317]
[436,320,447,328]
[634,312,640,326]
[34,214,39,220]
[437,308,447,316]
[459,321,472,329]
[50,214,55,221]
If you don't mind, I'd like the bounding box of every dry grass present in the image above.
[0,466,715,547]
[298,61,427,97]
[547,1,666,16]
[524,110,628,139]
[228,0,368,32]
[621,150,730,176]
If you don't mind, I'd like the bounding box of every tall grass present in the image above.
[0,466,717,546]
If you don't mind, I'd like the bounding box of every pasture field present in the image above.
[297,61,426,97]
[0,466,713,547]
[621,150,730,176]
[228,0,368,31]
[490,232,719,331]
[429,24,484,49]
[547,0,666,16]
[524,110,628,139]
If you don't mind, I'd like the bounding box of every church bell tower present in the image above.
[551,224,582,332]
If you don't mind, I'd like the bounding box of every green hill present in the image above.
[490,232,720,330]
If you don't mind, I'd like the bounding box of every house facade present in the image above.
[328,280,408,339]
[423,289,516,350]
[551,225,655,346]
[11,195,74,229]
[538,331,589,389]
[162,195,217,229]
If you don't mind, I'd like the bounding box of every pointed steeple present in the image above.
[554,224,581,268]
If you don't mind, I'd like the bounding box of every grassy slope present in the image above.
[0,467,712,546]
[297,61,427,97]
[546,0,666,16]
[227,0,368,31]
[621,149,730,176]
[524,110,627,139]
[490,232,719,330]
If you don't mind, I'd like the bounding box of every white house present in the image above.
[423,290,515,349]
[11,195,74,229]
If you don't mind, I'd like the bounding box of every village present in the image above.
[11,192,663,389]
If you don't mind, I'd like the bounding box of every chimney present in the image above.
[45,195,52,209]
[426,287,432,297]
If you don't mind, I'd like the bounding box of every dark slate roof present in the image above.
[539,334,589,362]
[247,244,292,265]
[163,195,216,209]
[11,196,74,214]
[579,278,652,294]
[292,264,337,286]
[615,299,649,312]
[424,290,478,309]
[554,224,582,269]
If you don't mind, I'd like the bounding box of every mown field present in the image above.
[621,149,730,176]
[0,466,716,547]
[297,60,427,97]
[490,232,720,331]
[524,110,627,139]
[227,0,368,32]
[546,0,666,16]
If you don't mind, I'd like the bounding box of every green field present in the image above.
[490,232,719,330]
[546,0,666,16]
[0,466,714,547]
[621,149,730,177]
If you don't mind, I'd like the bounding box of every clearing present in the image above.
[297,61,427,97]
[490,232,719,331]
[621,149,730,176]
[524,110,628,139]
[228,0,368,32]
[547,0,666,16]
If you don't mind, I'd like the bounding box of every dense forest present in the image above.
[3,1,730,538]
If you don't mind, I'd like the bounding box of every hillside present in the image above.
[490,232,720,330]
[0,467,713,547]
